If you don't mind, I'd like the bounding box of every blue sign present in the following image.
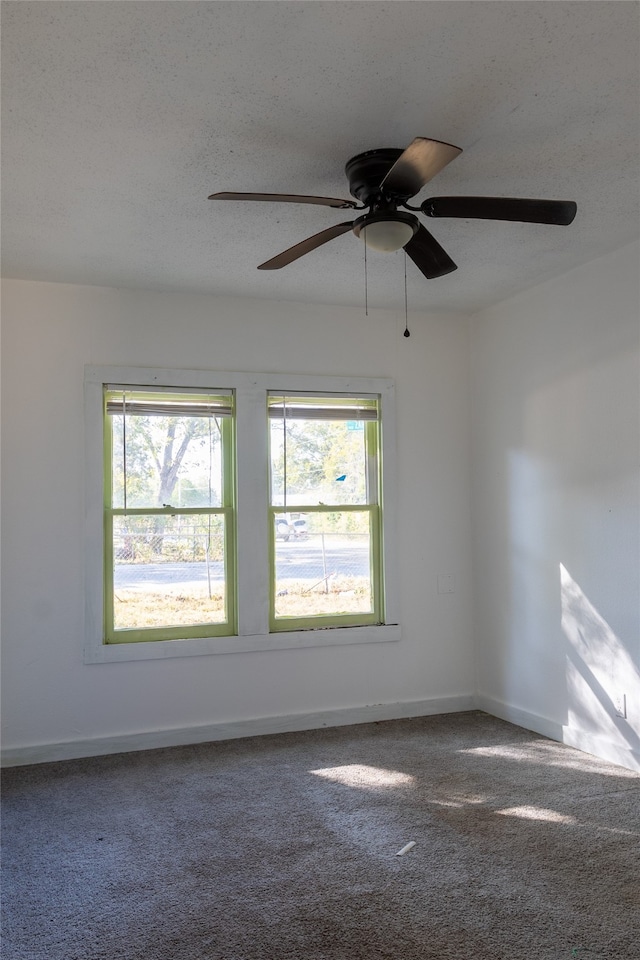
[346,420,364,431]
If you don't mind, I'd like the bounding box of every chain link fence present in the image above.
[112,517,372,622]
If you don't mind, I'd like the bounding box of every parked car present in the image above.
[275,514,309,541]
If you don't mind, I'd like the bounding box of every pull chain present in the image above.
[403,252,410,337]
[282,395,287,514]
[364,242,410,336]
[364,234,368,316]
[122,392,128,512]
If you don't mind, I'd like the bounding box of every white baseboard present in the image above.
[7,694,637,772]
[474,694,564,741]
[561,726,640,773]
[1,694,475,767]
[476,693,640,773]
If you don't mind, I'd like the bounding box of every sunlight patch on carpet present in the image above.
[310,763,415,788]
[496,805,577,824]
[459,742,638,777]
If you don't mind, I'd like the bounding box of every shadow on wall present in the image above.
[561,563,640,760]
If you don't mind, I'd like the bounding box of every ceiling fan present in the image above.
[209,137,577,279]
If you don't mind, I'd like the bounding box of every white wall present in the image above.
[470,241,640,770]
[1,280,474,760]
[5,242,636,770]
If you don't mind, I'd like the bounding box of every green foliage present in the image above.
[114,516,225,564]
[305,512,369,535]
[271,418,367,506]
[270,420,332,497]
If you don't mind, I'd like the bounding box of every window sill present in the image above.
[84,623,401,663]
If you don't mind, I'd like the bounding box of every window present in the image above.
[104,387,235,643]
[268,394,382,630]
[85,367,399,662]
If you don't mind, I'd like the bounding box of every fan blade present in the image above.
[422,196,577,225]
[209,191,357,210]
[381,138,462,198]
[257,221,354,270]
[404,224,457,279]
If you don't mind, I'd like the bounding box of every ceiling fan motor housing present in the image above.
[345,148,407,205]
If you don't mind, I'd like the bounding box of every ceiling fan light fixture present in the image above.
[353,211,418,252]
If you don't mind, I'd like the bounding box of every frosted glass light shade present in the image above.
[359,219,415,252]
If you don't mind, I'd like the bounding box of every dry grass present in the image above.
[114,576,371,628]
[114,590,226,628]
[274,576,372,617]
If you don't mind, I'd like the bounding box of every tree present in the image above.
[270,419,334,501]
[270,417,368,532]
[112,413,221,555]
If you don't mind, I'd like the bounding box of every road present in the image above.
[115,538,369,590]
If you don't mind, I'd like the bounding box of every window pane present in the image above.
[111,413,223,509]
[270,417,368,506]
[112,514,227,629]
[273,511,373,619]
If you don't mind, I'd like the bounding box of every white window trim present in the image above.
[84,366,400,663]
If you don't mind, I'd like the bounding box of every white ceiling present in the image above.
[2,1,638,315]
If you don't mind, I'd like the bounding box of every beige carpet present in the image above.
[2,711,639,959]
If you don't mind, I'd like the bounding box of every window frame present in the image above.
[84,366,400,664]
[267,396,383,632]
[103,386,236,643]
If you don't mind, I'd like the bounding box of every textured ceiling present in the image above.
[2,1,638,315]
